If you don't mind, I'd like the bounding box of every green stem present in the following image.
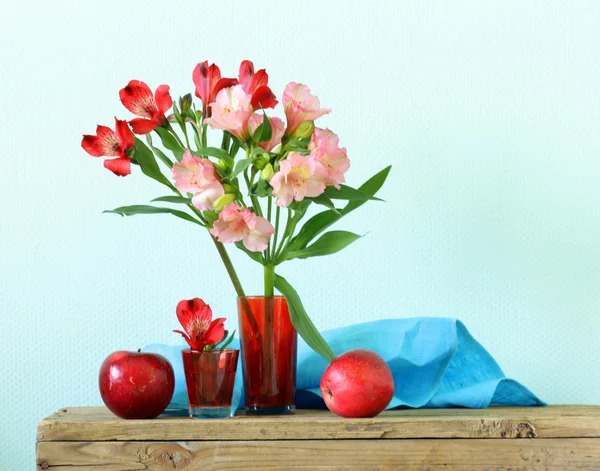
[211,236,246,298]
[271,205,280,261]
[275,209,301,261]
[264,263,275,297]
[167,125,186,149]
[221,132,231,152]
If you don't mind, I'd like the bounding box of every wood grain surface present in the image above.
[37,438,600,470]
[37,405,600,442]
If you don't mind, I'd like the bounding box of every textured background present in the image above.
[1,0,600,468]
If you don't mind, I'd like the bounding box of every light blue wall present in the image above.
[1,0,599,468]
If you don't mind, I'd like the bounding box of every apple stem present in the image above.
[137,348,141,353]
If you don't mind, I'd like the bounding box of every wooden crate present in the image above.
[37,405,600,470]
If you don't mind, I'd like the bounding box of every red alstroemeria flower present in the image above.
[238,60,278,110]
[119,80,172,134]
[81,118,135,176]
[192,61,237,117]
[173,298,226,351]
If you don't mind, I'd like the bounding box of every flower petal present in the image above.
[129,118,158,135]
[114,118,135,151]
[154,85,173,116]
[176,298,209,331]
[250,85,278,110]
[204,317,226,345]
[82,125,120,157]
[119,80,157,118]
[213,77,239,100]
[103,157,131,176]
[191,181,225,211]
[243,215,275,252]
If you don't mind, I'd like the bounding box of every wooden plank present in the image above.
[36,438,600,470]
[37,405,600,442]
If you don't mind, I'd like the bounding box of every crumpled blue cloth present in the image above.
[143,318,545,411]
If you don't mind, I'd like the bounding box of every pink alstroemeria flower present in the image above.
[308,128,350,189]
[269,152,328,207]
[248,114,285,152]
[192,61,237,117]
[81,118,135,176]
[119,80,172,134]
[210,203,275,252]
[282,82,331,136]
[238,60,278,110]
[204,85,253,140]
[172,151,225,210]
[173,298,226,351]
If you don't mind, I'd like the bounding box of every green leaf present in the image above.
[252,112,272,145]
[234,241,264,263]
[231,158,254,179]
[194,147,234,168]
[133,138,175,190]
[172,101,182,125]
[202,211,219,225]
[287,166,391,251]
[325,184,383,202]
[310,194,340,214]
[249,179,272,197]
[151,196,192,204]
[274,275,335,361]
[154,127,185,161]
[104,204,202,226]
[286,210,340,251]
[219,330,236,351]
[145,134,174,169]
[344,165,391,213]
[280,230,361,262]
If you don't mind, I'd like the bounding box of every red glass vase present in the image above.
[238,296,297,415]
[181,349,239,419]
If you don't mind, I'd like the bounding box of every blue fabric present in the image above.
[143,318,545,411]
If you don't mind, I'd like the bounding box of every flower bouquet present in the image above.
[82,60,390,414]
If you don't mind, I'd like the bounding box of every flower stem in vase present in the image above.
[263,264,277,397]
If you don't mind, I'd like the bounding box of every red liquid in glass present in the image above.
[182,349,239,409]
[238,296,297,413]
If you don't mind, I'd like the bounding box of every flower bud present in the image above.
[179,93,193,116]
[254,154,270,170]
[293,121,314,139]
[222,183,234,194]
[260,163,274,181]
[213,193,237,211]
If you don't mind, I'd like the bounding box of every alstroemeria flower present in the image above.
[307,128,350,189]
[119,80,172,134]
[192,61,237,117]
[81,118,135,176]
[238,60,278,110]
[270,152,328,207]
[282,82,331,136]
[248,114,285,152]
[210,203,275,252]
[173,298,226,351]
[204,85,253,140]
[172,150,225,210]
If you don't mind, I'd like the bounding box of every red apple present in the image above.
[320,349,394,418]
[99,350,175,419]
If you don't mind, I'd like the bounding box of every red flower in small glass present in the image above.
[81,118,135,176]
[192,61,237,117]
[173,298,226,351]
[119,80,172,134]
[238,60,278,110]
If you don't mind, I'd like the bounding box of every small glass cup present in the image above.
[181,349,239,419]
